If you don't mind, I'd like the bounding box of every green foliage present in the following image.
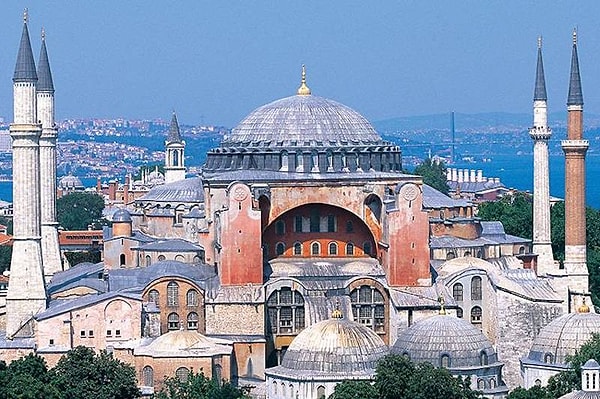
[329,380,378,399]
[56,192,106,230]
[550,201,565,260]
[0,245,12,273]
[155,369,251,399]
[406,363,481,399]
[375,354,416,399]
[413,159,449,195]
[506,385,552,399]
[0,353,60,399]
[477,192,533,239]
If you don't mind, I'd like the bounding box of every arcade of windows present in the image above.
[267,288,305,335]
[451,276,483,327]
[350,285,386,333]
[274,241,371,257]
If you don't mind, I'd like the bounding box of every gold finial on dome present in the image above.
[331,300,343,319]
[23,8,28,24]
[297,64,311,96]
[578,297,590,313]
[573,28,578,46]
[438,295,447,315]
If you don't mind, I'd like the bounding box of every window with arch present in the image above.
[120,254,126,266]
[452,283,463,302]
[186,289,198,307]
[519,246,526,254]
[272,381,278,395]
[471,306,482,325]
[289,383,294,398]
[350,285,386,333]
[480,350,488,366]
[280,151,289,171]
[294,216,302,232]
[187,312,199,330]
[328,242,338,255]
[311,242,320,256]
[145,255,151,267]
[275,242,285,256]
[477,379,485,390]
[363,242,372,256]
[535,379,542,386]
[464,251,472,257]
[293,242,302,256]
[457,307,463,318]
[471,276,482,300]
[167,282,179,306]
[346,242,354,255]
[317,386,326,399]
[446,251,456,260]
[276,220,285,235]
[267,288,305,334]
[167,312,179,330]
[148,289,159,305]
[544,353,554,363]
[490,378,497,389]
[142,365,154,387]
[441,354,450,368]
[158,254,166,261]
[175,367,189,382]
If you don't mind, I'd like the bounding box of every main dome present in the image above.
[222,94,382,148]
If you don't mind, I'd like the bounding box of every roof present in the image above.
[392,314,498,368]
[422,184,469,209]
[47,262,104,294]
[534,44,547,101]
[37,291,140,321]
[13,22,37,82]
[139,177,204,203]
[135,238,204,252]
[223,94,382,148]
[134,330,232,358]
[37,33,54,92]
[166,112,183,143]
[567,39,583,106]
[112,208,132,222]
[447,180,506,195]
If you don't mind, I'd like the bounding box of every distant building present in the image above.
[446,168,508,202]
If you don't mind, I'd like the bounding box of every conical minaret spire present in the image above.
[530,36,555,275]
[164,111,186,183]
[6,10,47,338]
[37,27,63,279]
[562,28,589,310]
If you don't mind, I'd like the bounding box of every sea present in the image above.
[0,156,598,208]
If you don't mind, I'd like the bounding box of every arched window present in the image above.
[471,276,482,300]
[289,383,294,398]
[350,285,386,333]
[490,378,497,389]
[477,379,485,390]
[267,288,305,334]
[142,365,154,387]
[480,350,488,366]
[272,381,278,395]
[186,289,198,307]
[471,306,482,325]
[167,282,179,306]
[328,242,338,255]
[296,152,304,172]
[317,386,326,399]
[457,307,463,318]
[275,242,285,256]
[293,242,302,256]
[120,254,126,266]
[446,251,456,260]
[175,367,189,382]
[544,353,554,363]
[535,379,542,386]
[148,289,159,305]
[145,255,151,267]
[311,242,320,256]
[452,283,463,302]
[175,254,185,262]
[158,254,166,261]
[280,151,289,171]
[464,251,472,257]
[519,246,526,254]
[346,220,354,233]
[346,242,354,255]
[168,312,179,330]
[187,312,199,330]
[363,242,372,256]
[441,354,450,368]
[276,220,285,235]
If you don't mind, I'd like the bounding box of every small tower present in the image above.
[164,112,185,183]
[582,359,600,393]
[561,29,589,304]
[6,10,47,338]
[529,36,555,275]
[37,27,62,279]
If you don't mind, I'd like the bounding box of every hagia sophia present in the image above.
[1,12,600,399]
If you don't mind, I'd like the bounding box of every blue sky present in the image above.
[0,1,599,127]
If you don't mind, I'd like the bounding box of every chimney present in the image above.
[470,170,476,183]
[477,170,483,182]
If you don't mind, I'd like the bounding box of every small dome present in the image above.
[583,359,600,369]
[223,94,382,148]
[112,208,132,223]
[526,312,600,365]
[392,314,497,368]
[146,329,213,352]
[59,174,84,189]
[280,316,389,374]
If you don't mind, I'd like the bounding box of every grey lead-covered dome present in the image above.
[392,314,498,368]
[280,316,388,375]
[223,94,382,148]
[112,208,132,223]
[526,312,600,365]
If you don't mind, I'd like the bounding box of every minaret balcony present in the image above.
[529,127,551,140]
[561,139,589,151]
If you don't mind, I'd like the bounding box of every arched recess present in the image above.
[364,194,382,223]
[261,203,378,262]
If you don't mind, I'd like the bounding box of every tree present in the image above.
[375,354,416,399]
[413,159,449,195]
[329,380,378,399]
[506,386,552,399]
[477,192,533,240]
[56,192,106,230]
[405,363,481,399]
[50,346,140,399]
[155,369,251,399]
[0,353,60,399]
[0,246,11,273]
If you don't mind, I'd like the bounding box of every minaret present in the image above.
[6,10,47,338]
[561,29,589,301]
[529,36,555,275]
[37,28,62,279]
[164,112,185,183]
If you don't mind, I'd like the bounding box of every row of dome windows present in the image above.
[142,365,222,387]
[271,241,373,257]
[456,306,483,325]
[271,380,326,399]
[275,217,356,235]
[148,283,200,307]
[166,312,199,330]
[402,349,490,368]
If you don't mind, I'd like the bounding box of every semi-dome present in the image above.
[392,314,498,368]
[526,311,600,365]
[223,94,382,148]
[278,314,389,375]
